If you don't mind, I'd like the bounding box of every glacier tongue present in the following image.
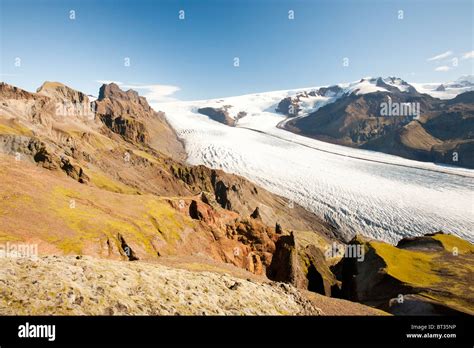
[155,91,474,244]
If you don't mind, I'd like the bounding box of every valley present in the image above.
[0,78,472,316]
[156,77,474,244]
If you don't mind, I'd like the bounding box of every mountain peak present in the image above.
[37,81,89,103]
[37,81,67,90]
[98,83,140,102]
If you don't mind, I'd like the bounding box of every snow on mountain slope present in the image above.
[154,80,474,244]
[340,79,388,95]
[381,77,412,92]
[200,77,415,121]
[411,75,474,99]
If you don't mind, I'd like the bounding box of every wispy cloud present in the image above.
[95,80,180,103]
[461,50,474,60]
[427,50,453,61]
[122,84,180,103]
[434,66,451,72]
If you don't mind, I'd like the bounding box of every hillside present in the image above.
[0,80,472,316]
[340,233,474,315]
[0,254,391,315]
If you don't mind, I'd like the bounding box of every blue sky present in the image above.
[1,0,473,101]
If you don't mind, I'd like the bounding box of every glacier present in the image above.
[154,82,474,244]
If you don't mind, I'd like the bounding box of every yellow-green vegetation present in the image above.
[369,236,474,314]
[0,121,33,136]
[295,230,334,274]
[143,199,195,245]
[89,134,116,151]
[370,241,441,287]
[49,186,98,254]
[432,233,474,255]
[70,130,116,151]
[0,192,35,220]
[295,230,330,250]
[0,151,200,260]
[132,149,159,164]
[298,250,313,276]
[89,170,139,194]
[0,231,22,243]
[421,288,474,315]
[47,184,194,258]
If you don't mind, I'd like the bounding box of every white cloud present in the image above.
[94,80,181,103]
[122,84,180,103]
[435,66,451,72]
[427,51,453,61]
[461,50,474,60]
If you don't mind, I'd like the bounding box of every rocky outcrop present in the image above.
[169,164,337,235]
[99,113,149,143]
[98,83,150,109]
[287,91,433,145]
[95,84,150,144]
[267,233,299,284]
[0,134,90,183]
[0,83,55,129]
[60,157,90,184]
[250,206,261,220]
[276,97,301,116]
[340,232,474,315]
[225,219,277,275]
[0,135,57,168]
[197,106,235,126]
[267,232,339,296]
[95,83,184,158]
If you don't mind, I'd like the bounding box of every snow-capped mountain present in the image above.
[411,75,474,100]
[282,77,474,170]
[177,77,422,122]
[154,76,474,244]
